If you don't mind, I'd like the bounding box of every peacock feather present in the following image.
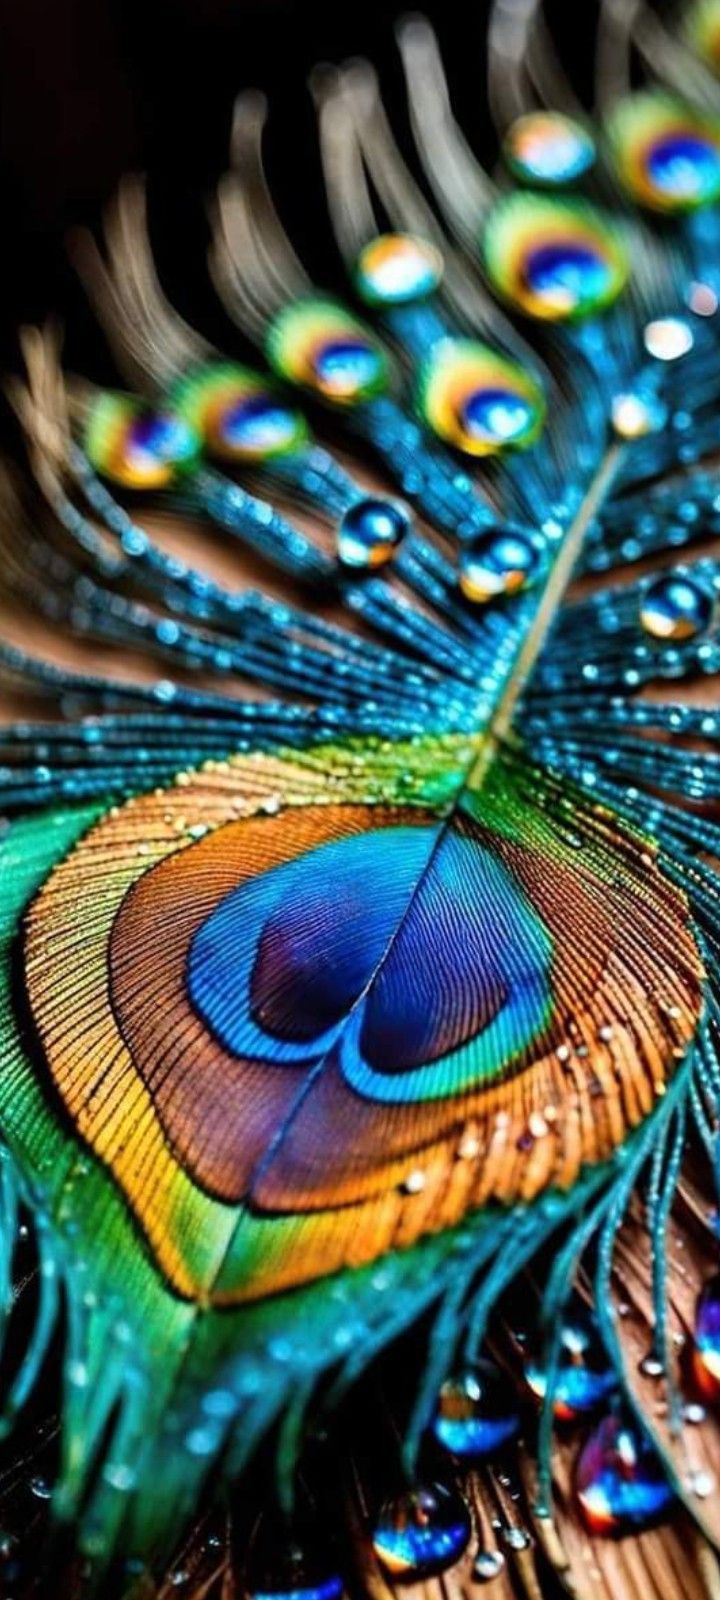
[5,3,720,1597]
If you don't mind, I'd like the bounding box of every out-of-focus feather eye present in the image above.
[170,363,308,462]
[503,112,596,187]
[266,298,390,406]
[608,93,720,213]
[483,194,629,321]
[353,233,444,306]
[83,392,201,489]
[416,339,545,456]
[686,0,720,74]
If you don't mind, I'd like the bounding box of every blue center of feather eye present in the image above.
[187,822,553,1102]
[312,339,383,396]
[647,133,720,201]
[221,393,300,454]
[524,241,609,311]
[129,412,198,470]
[460,387,535,444]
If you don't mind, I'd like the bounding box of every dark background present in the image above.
[0,0,594,378]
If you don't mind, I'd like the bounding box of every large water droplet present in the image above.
[575,1413,673,1535]
[525,1309,616,1420]
[433,1361,521,1457]
[372,1482,471,1578]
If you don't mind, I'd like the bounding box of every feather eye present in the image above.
[416,338,545,456]
[607,92,720,213]
[265,296,390,405]
[83,390,202,489]
[169,362,309,462]
[502,112,596,188]
[482,193,629,321]
[22,743,702,1306]
[353,233,445,307]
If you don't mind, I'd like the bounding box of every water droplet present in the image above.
[639,1353,665,1379]
[612,390,667,439]
[433,1362,521,1459]
[692,1272,720,1401]
[640,574,713,641]
[354,233,444,306]
[503,111,595,186]
[247,1538,343,1600]
[644,317,694,361]
[401,1169,427,1195]
[687,1468,715,1499]
[473,1548,506,1581]
[525,1309,616,1419]
[575,1414,673,1535]
[372,1483,471,1579]
[337,497,410,571]
[502,1526,532,1551]
[458,531,539,605]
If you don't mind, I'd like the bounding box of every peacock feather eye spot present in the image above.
[608,92,720,213]
[170,363,308,462]
[354,233,444,306]
[266,298,390,407]
[575,1414,674,1535]
[433,1361,521,1458]
[457,531,540,604]
[336,497,410,570]
[417,339,545,456]
[84,392,202,490]
[483,194,628,321]
[640,574,713,640]
[503,111,596,186]
[371,1483,471,1578]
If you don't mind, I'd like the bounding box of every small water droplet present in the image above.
[688,1469,715,1499]
[473,1549,506,1582]
[502,1526,531,1552]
